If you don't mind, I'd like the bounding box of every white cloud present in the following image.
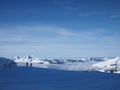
[0,25,78,43]
[0,25,119,43]
[0,25,120,57]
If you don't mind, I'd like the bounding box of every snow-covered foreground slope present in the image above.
[0,67,120,90]
[92,57,120,73]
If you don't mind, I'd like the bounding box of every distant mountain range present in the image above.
[1,55,120,73]
[10,55,113,64]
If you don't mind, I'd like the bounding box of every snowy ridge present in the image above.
[92,56,120,73]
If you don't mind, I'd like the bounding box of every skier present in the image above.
[26,62,28,67]
[30,63,32,67]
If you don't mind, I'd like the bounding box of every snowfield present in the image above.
[0,67,120,90]
[92,57,120,73]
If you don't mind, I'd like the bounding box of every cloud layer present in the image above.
[0,25,120,57]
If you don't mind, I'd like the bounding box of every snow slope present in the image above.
[92,57,120,72]
[0,66,120,90]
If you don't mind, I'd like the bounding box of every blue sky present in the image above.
[0,0,120,57]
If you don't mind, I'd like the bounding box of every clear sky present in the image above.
[0,0,120,57]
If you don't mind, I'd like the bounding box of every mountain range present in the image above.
[1,55,120,73]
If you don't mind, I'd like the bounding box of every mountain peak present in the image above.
[25,55,35,60]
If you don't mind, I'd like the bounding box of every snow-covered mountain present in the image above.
[11,55,49,64]
[92,56,120,73]
[11,55,109,65]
